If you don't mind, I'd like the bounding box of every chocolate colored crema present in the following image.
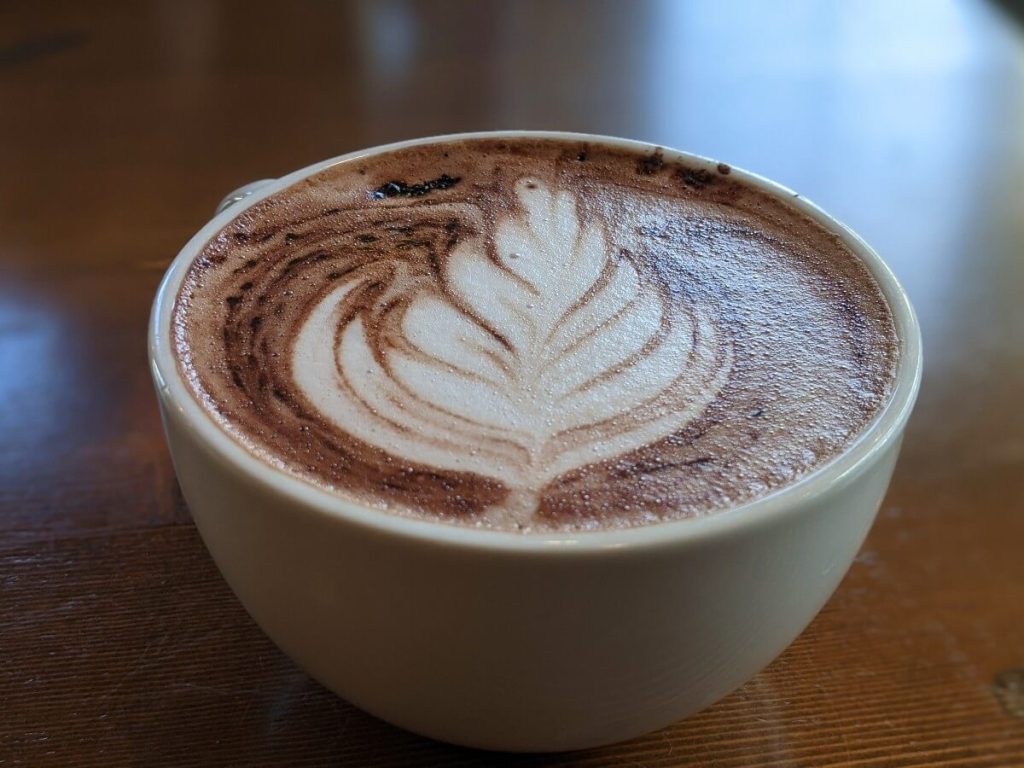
[174,138,898,532]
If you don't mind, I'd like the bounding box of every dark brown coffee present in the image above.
[173,137,899,532]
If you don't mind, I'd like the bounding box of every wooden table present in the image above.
[2,1,1023,765]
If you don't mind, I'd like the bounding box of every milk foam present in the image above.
[173,137,899,532]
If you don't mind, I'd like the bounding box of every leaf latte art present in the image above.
[292,178,732,523]
[175,138,898,532]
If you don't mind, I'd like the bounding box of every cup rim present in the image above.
[150,130,923,554]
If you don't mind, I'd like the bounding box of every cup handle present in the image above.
[215,179,276,215]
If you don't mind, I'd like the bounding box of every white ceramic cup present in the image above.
[149,131,922,752]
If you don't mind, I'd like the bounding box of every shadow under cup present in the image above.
[149,131,922,752]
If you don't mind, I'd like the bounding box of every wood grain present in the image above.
[1,0,1023,765]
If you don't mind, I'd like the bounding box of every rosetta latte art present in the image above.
[293,179,732,523]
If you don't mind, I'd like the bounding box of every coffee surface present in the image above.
[173,137,898,532]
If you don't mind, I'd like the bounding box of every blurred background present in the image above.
[2,1,1022,766]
